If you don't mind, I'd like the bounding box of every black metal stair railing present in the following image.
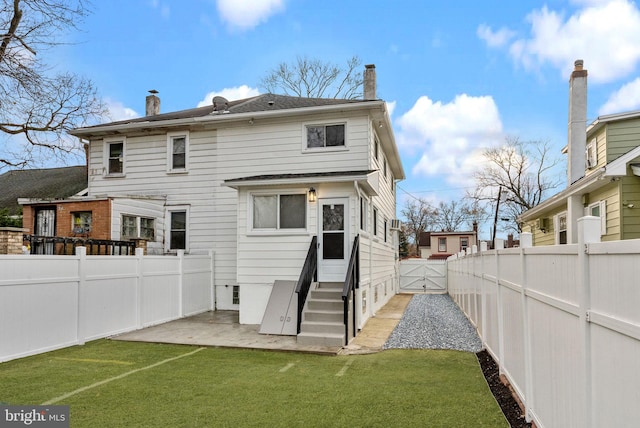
[294,236,317,334]
[342,235,360,345]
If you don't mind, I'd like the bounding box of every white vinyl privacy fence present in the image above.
[0,248,214,363]
[448,217,640,428]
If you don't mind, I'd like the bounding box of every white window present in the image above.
[305,123,345,149]
[586,138,597,169]
[383,158,387,179]
[555,212,568,245]
[360,197,368,232]
[72,212,92,234]
[105,138,125,176]
[167,131,189,172]
[373,207,378,236]
[252,193,306,231]
[384,218,388,242]
[374,136,379,160]
[166,206,189,251]
[438,237,447,252]
[122,215,155,240]
[585,200,607,235]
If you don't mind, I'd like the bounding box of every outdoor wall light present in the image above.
[308,187,317,203]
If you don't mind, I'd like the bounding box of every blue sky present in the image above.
[51,0,640,230]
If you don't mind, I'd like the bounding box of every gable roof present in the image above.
[71,93,405,180]
[0,166,87,215]
[74,94,369,130]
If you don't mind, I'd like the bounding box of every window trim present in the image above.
[359,196,369,233]
[586,138,597,169]
[373,207,378,237]
[71,211,92,235]
[302,121,348,152]
[104,137,126,177]
[165,205,190,253]
[438,237,447,252]
[555,211,568,245]
[122,214,155,240]
[248,190,309,235]
[167,131,189,173]
[585,200,607,235]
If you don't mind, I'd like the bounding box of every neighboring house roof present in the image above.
[429,230,477,236]
[70,93,405,180]
[0,166,88,215]
[519,144,640,222]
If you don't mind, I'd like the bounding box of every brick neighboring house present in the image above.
[0,166,87,217]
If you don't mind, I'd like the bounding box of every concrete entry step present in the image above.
[297,331,345,347]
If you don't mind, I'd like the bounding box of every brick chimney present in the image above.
[146,90,160,116]
[568,60,588,185]
[363,64,376,100]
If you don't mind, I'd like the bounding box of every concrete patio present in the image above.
[113,294,413,355]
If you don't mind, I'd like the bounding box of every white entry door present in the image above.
[318,198,349,282]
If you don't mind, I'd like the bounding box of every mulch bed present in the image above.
[476,350,532,428]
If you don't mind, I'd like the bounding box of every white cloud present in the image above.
[149,0,170,19]
[395,94,503,186]
[216,0,285,30]
[196,85,261,107]
[599,78,640,115]
[477,24,516,48]
[105,99,139,121]
[480,0,640,83]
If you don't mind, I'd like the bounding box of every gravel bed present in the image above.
[383,294,482,352]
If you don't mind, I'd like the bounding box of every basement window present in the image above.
[232,285,240,305]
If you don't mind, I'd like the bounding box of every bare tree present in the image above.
[434,200,475,232]
[0,0,105,170]
[468,137,562,233]
[400,198,437,255]
[260,55,364,99]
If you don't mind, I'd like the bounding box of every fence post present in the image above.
[520,233,534,422]
[177,250,185,317]
[578,216,601,428]
[135,248,144,328]
[495,241,505,370]
[76,246,87,345]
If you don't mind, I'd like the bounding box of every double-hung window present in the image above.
[252,193,306,231]
[360,197,368,232]
[555,212,568,245]
[166,206,189,251]
[106,139,125,175]
[373,207,378,236]
[168,132,189,172]
[438,237,447,252]
[305,123,345,149]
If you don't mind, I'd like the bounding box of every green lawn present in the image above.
[0,340,507,427]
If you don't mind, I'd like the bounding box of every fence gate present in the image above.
[399,259,447,293]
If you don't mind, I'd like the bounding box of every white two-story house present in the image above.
[70,65,405,346]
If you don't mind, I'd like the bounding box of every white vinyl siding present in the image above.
[87,111,389,312]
